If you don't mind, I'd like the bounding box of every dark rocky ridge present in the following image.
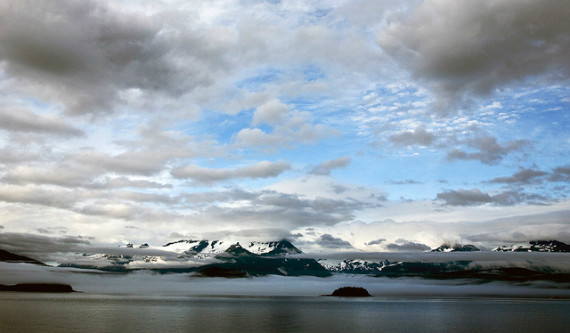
[0,283,74,293]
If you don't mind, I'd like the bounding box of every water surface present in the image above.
[1,293,568,333]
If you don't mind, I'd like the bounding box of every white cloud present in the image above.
[171,161,291,183]
[252,99,289,126]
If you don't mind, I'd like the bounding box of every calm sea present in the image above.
[0,293,569,333]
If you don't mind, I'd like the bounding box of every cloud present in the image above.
[389,127,435,146]
[315,234,353,249]
[182,187,378,229]
[386,239,430,252]
[0,0,231,115]
[0,147,39,164]
[235,102,337,149]
[252,99,289,126]
[489,168,548,184]
[436,188,550,206]
[0,184,78,210]
[73,149,190,176]
[2,166,92,188]
[309,156,351,175]
[447,133,528,165]
[0,232,91,261]
[378,0,570,114]
[365,238,386,246]
[171,161,290,183]
[389,180,422,185]
[550,165,570,182]
[92,177,172,190]
[202,228,294,242]
[0,106,83,136]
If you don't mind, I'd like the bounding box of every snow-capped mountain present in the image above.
[493,240,570,252]
[318,259,392,274]
[162,239,302,258]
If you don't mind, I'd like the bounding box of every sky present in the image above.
[0,0,569,256]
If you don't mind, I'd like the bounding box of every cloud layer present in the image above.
[0,0,568,254]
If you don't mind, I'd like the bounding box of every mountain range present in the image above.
[2,239,569,283]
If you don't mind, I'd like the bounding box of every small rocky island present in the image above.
[330,286,371,297]
[0,283,75,293]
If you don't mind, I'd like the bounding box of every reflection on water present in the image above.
[0,293,569,333]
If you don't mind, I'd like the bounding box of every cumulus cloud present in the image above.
[447,133,528,165]
[252,99,289,126]
[389,127,435,146]
[436,188,549,206]
[315,234,353,249]
[309,156,351,175]
[379,0,570,114]
[171,161,290,183]
[235,101,337,149]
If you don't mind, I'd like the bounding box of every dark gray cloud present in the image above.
[389,128,435,146]
[386,240,430,252]
[436,188,550,206]
[550,165,570,182]
[365,238,386,246]
[0,0,229,115]
[171,161,291,183]
[0,232,91,261]
[437,188,492,206]
[489,168,548,184]
[315,234,353,249]
[447,133,528,165]
[379,0,570,114]
[0,107,83,136]
[309,156,351,175]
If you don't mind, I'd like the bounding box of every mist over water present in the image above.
[1,261,569,298]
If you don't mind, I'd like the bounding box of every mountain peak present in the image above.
[162,239,302,257]
[494,240,570,252]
